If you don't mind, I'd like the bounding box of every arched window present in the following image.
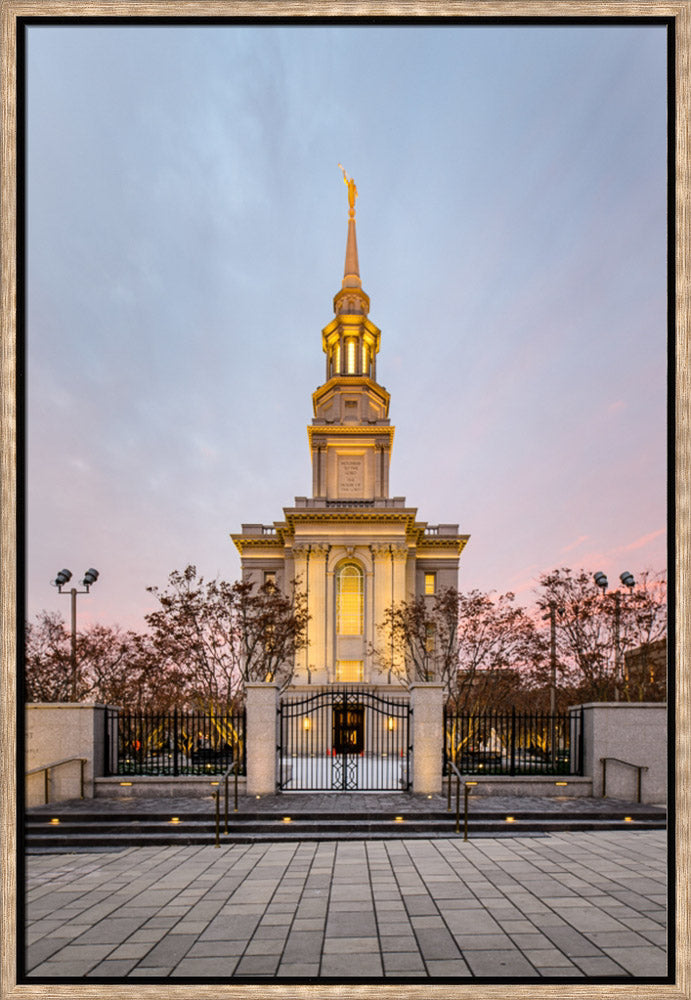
[336,563,363,635]
[361,343,370,376]
[333,342,341,374]
[346,338,357,374]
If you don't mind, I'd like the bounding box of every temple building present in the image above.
[232,175,469,691]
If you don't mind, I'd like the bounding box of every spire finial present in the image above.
[338,163,357,219]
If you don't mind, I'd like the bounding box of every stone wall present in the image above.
[576,702,667,804]
[25,703,109,806]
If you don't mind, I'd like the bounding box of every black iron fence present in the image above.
[444,707,583,776]
[105,708,246,776]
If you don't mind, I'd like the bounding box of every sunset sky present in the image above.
[25,21,669,631]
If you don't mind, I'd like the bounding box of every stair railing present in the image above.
[26,757,87,804]
[600,757,648,803]
[214,758,241,847]
[446,760,478,840]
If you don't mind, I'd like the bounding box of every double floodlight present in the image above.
[52,567,100,590]
[593,570,635,593]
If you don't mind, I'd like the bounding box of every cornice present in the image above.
[283,507,419,532]
[415,534,471,555]
[312,377,391,407]
[230,534,286,553]
[308,424,395,441]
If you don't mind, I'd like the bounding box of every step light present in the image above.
[624,816,633,822]
[49,818,60,825]
[283,817,292,823]
[210,781,219,786]
[505,816,515,823]
[394,816,404,823]
[555,781,568,786]
[119,781,132,787]
[170,817,180,824]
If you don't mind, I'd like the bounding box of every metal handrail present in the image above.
[214,758,240,847]
[600,757,648,803]
[446,761,482,841]
[26,757,87,804]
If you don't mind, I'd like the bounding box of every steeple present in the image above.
[308,171,394,501]
[334,166,369,316]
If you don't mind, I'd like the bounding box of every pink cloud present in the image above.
[560,534,589,554]
[618,528,666,553]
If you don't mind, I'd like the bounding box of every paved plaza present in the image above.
[25,829,668,980]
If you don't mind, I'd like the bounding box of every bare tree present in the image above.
[146,566,309,708]
[23,613,183,711]
[453,590,544,713]
[24,611,73,702]
[535,567,667,703]
[373,587,460,695]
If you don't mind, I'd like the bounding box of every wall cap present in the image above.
[569,702,667,711]
[25,703,111,710]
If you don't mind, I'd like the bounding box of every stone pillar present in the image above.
[25,703,111,805]
[245,683,279,796]
[576,701,667,803]
[410,683,444,794]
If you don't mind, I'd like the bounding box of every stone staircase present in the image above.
[25,798,666,851]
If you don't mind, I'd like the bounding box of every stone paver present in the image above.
[25,831,668,980]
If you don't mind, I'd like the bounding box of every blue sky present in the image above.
[26,22,668,629]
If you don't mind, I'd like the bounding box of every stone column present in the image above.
[410,683,444,794]
[245,683,279,796]
[576,701,667,803]
[25,703,111,804]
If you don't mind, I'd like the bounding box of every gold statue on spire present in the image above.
[338,163,357,218]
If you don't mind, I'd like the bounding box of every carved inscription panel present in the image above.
[338,455,364,497]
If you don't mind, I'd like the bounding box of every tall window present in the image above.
[362,343,370,375]
[333,342,341,375]
[337,563,364,635]
[346,338,357,374]
[424,573,436,595]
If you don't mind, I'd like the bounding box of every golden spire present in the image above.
[338,163,358,219]
[338,165,361,292]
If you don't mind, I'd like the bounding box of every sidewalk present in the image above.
[25,830,668,980]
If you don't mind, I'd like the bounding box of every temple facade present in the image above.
[232,177,469,691]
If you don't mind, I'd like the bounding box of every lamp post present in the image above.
[541,600,563,767]
[593,571,635,701]
[51,567,99,701]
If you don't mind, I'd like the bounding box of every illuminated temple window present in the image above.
[336,660,364,682]
[336,563,364,635]
[333,342,341,374]
[424,573,436,595]
[346,338,357,374]
[362,343,370,375]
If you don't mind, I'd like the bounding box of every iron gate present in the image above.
[278,687,411,791]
